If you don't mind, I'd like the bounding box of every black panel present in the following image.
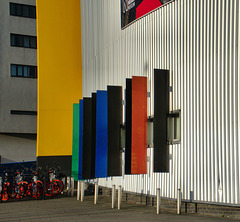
[82,98,93,179]
[91,93,96,179]
[154,69,169,172]
[125,79,132,174]
[107,86,123,176]
[37,156,72,177]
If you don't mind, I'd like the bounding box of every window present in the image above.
[11,110,37,115]
[147,117,153,148]
[11,64,37,78]
[10,34,37,49]
[167,111,181,144]
[29,36,37,48]
[10,3,36,19]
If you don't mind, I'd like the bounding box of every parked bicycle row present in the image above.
[0,165,64,201]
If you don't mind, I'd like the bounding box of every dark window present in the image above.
[23,66,28,77]
[22,5,29,17]
[10,2,36,19]
[11,110,37,115]
[11,64,37,78]
[24,36,30,47]
[10,34,37,49]
[11,65,17,76]
[29,36,37,48]
[29,6,36,18]
[10,3,16,15]
[17,65,23,77]
[11,34,16,46]
[29,66,37,78]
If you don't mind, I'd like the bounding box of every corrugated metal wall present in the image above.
[81,0,240,205]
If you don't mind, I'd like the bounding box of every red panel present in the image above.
[136,0,162,20]
[131,76,147,174]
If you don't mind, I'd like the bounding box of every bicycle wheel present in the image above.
[35,181,43,199]
[53,179,63,194]
[18,181,28,199]
[45,182,53,197]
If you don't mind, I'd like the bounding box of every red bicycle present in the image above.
[44,168,63,197]
[27,171,43,199]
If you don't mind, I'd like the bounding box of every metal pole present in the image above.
[112,185,116,208]
[71,177,75,197]
[67,176,71,196]
[157,188,161,214]
[77,180,81,200]
[118,185,122,210]
[94,184,98,204]
[177,188,181,215]
[81,181,85,202]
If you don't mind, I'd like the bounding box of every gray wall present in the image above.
[0,134,36,163]
[0,0,37,134]
[0,0,37,163]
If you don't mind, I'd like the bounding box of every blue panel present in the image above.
[95,91,108,178]
[78,100,83,180]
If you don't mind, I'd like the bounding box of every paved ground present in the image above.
[0,195,236,222]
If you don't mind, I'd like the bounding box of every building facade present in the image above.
[0,0,37,163]
[81,0,240,206]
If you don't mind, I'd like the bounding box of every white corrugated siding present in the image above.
[81,0,240,205]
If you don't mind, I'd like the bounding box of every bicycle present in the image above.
[27,170,43,199]
[44,167,63,198]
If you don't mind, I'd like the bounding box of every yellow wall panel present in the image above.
[36,0,82,156]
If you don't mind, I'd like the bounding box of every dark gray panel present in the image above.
[154,69,169,172]
[125,79,132,174]
[107,86,122,176]
[37,156,72,177]
[82,97,93,179]
[91,93,96,179]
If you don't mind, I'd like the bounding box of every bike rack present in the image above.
[112,185,116,208]
[118,185,122,210]
[94,184,98,204]
[77,180,81,200]
[71,177,75,197]
[81,181,84,201]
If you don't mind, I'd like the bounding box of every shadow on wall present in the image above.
[2,133,37,141]
[1,158,15,164]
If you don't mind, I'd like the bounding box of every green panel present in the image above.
[71,103,79,180]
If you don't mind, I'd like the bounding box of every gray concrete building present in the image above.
[0,0,37,163]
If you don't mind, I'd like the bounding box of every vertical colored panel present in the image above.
[107,86,123,177]
[131,76,147,174]
[125,79,132,174]
[36,0,82,161]
[82,98,93,179]
[154,69,169,172]
[71,103,79,180]
[91,93,96,179]
[95,91,108,178]
[78,100,83,180]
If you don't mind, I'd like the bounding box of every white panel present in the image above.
[81,0,240,205]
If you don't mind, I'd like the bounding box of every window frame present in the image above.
[10,64,37,79]
[167,110,181,145]
[10,33,37,49]
[9,2,36,19]
[11,110,37,115]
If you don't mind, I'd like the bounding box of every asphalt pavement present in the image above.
[0,195,237,222]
